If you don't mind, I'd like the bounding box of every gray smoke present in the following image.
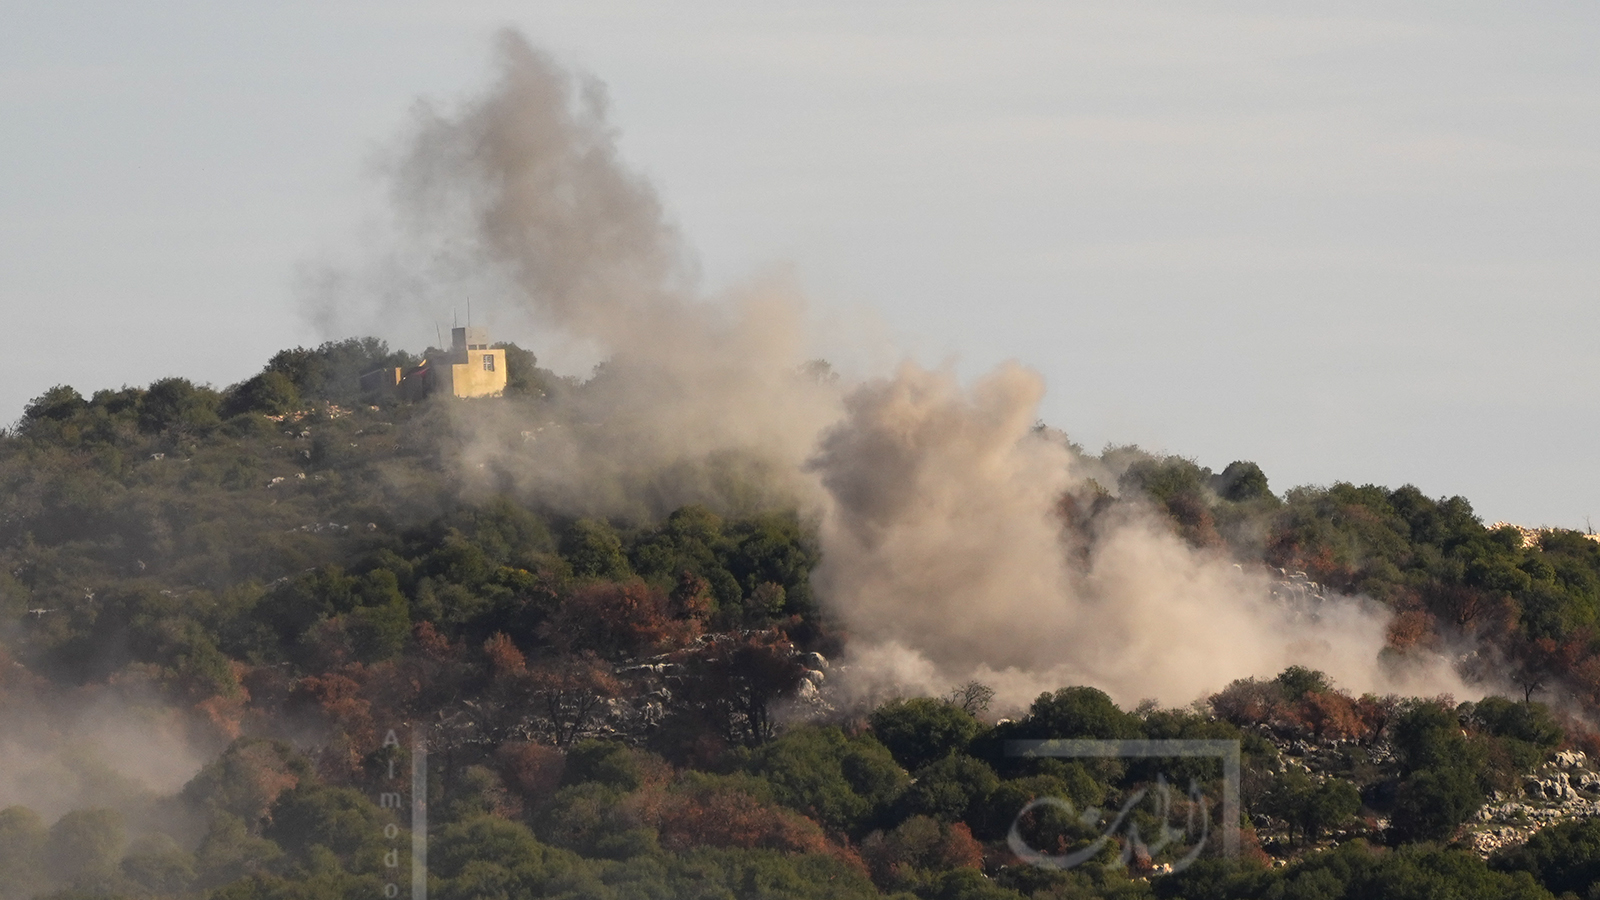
[314,29,1472,708]
[808,363,1470,708]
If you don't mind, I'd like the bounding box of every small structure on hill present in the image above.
[361,327,507,400]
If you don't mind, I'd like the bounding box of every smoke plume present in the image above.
[808,362,1469,708]
[317,29,1472,709]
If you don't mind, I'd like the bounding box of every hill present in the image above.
[3,338,1600,899]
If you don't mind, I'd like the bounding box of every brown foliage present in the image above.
[528,652,623,747]
[1386,609,1437,652]
[1209,678,1284,728]
[1296,691,1363,741]
[667,629,806,747]
[497,741,566,803]
[860,816,984,891]
[1353,694,1400,745]
[633,780,833,855]
[288,667,376,774]
[484,632,528,679]
[546,580,699,658]
[669,571,714,622]
[1165,493,1223,549]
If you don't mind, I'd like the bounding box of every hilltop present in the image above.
[3,338,1600,899]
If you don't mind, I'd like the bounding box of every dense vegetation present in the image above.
[3,338,1600,899]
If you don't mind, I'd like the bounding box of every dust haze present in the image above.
[309,29,1473,710]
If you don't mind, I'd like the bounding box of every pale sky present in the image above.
[3,2,1598,528]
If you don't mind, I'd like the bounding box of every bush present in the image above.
[871,697,983,771]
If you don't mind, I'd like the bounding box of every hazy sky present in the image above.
[3,2,1597,527]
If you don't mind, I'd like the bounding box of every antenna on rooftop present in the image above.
[435,322,443,350]
[467,296,472,328]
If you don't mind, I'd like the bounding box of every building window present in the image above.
[482,355,495,372]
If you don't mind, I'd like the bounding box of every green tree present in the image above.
[1491,817,1600,896]
[742,726,908,836]
[45,808,126,886]
[902,754,1000,823]
[224,370,301,416]
[1391,766,1482,843]
[21,385,87,423]
[870,697,983,771]
[1274,665,1331,700]
[562,519,632,580]
[493,342,550,398]
[1020,686,1144,740]
[1213,461,1272,502]
[1261,769,1361,845]
[141,376,222,436]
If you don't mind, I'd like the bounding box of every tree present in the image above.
[742,726,909,836]
[870,697,983,771]
[141,376,222,436]
[1210,678,1286,728]
[948,681,996,716]
[561,519,632,580]
[1260,770,1360,845]
[224,370,301,417]
[263,783,387,869]
[1213,461,1272,503]
[528,652,622,747]
[493,342,550,398]
[1390,702,1471,775]
[1464,696,1563,748]
[182,737,308,826]
[901,754,1000,823]
[545,580,686,659]
[668,630,807,747]
[1491,818,1600,896]
[45,808,126,886]
[1021,686,1143,740]
[21,385,87,423]
[1273,665,1331,700]
[645,772,833,855]
[1391,767,1482,843]
[860,816,984,894]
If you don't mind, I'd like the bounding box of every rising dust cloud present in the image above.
[309,29,1472,712]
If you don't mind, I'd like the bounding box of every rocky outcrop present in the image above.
[1467,750,1600,855]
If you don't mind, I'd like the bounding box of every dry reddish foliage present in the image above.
[484,632,527,679]
[1209,679,1284,728]
[415,621,454,658]
[527,652,623,747]
[860,816,984,891]
[289,668,376,772]
[634,781,833,855]
[1297,691,1363,741]
[669,571,714,622]
[1165,494,1223,549]
[546,580,699,658]
[668,629,807,746]
[497,741,566,802]
[1386,609,1437,652]
[1353,694,1400,745]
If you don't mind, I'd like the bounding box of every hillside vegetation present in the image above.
[3,338,1600,899]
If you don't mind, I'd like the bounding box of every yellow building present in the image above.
[439,326,507,398]
[360,326,508,400]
